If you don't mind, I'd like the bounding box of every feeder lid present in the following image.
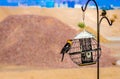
[74,30,95,39]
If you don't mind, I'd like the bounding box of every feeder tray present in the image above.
[68,31,101,66]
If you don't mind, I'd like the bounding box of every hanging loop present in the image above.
[82,11,85,23]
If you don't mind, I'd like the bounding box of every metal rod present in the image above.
[99,16,113,26]
[81,0,112,79]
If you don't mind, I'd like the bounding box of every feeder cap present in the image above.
[74,30,95,39]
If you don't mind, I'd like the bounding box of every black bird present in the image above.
[60,39,72,62]
[100,10,107,16]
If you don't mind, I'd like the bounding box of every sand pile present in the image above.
[0,15,115,68]
[0,15,77,68]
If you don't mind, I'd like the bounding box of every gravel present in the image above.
[0,15,116,68]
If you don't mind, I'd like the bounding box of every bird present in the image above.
[60,39,72,62]
[100,10,107,16]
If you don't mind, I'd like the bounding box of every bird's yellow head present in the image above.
[67,39,72,45]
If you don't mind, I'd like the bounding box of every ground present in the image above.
[0,66,120,79]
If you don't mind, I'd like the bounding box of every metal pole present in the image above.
[81,0,113,79]
[81,0,100,79]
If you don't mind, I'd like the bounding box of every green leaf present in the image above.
[78,22,86,29]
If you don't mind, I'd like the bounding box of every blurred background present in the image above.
[0,0,120,9]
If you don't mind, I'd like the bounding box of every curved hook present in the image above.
[81,0,99,36]
[99,16,113,26]
[81,0,98,12]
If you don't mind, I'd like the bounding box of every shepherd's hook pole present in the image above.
[81,0,113,79]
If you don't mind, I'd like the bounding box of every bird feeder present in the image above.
[68,30,101,66]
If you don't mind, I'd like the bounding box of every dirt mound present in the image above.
[0,15,116,68]
[99,45,117,67]
[0,15,77,68]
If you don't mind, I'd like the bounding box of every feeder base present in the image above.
[79,61,96,66]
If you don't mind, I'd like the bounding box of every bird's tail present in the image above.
[61,52,65,62]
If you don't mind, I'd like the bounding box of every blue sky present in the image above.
[0,0,120,8]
